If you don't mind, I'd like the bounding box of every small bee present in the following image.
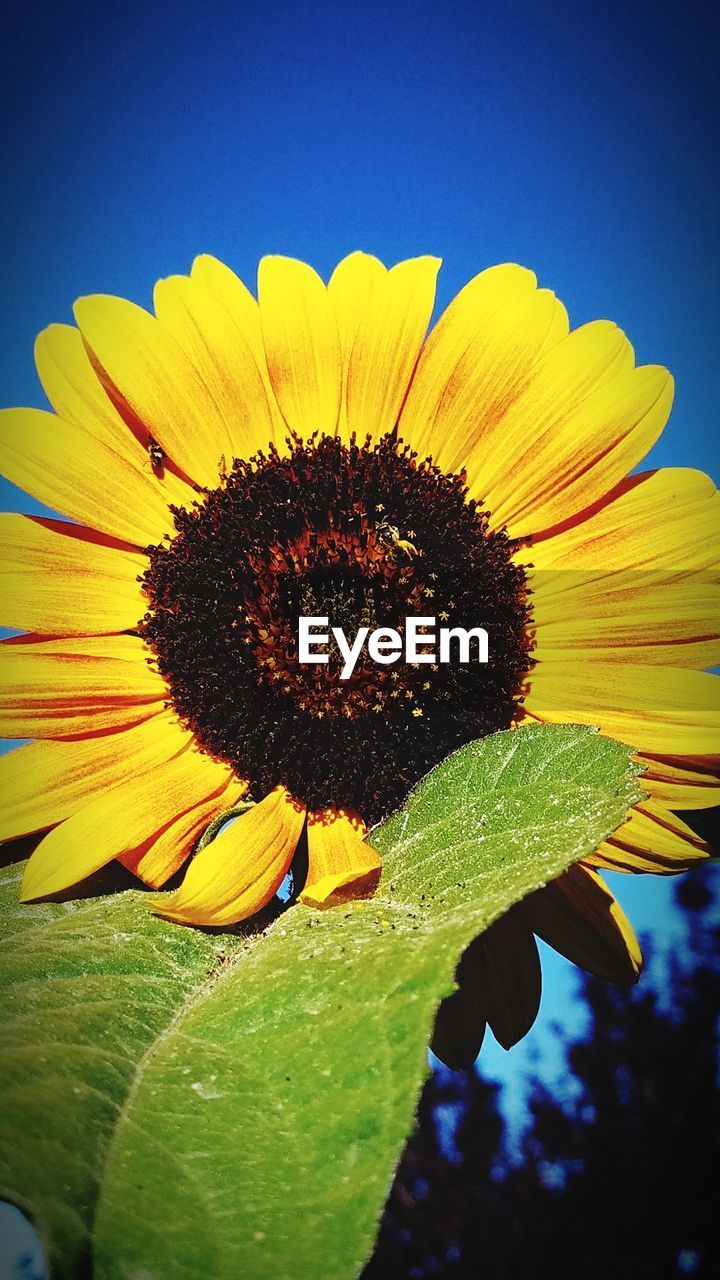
[147,436,166,475]
[375,515,419,558]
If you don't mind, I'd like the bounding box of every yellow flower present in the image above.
[0,253,717,1058]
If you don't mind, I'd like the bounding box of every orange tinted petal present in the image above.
[401,268,567,469]
[639,754,720,810]
[0,710,191,843]
[258,257,341,435]
[328,252,386,383]
[34,322,195,514]
[0,408,177,547]
[587,801,710,875]
[153,267,275,460]
[74,293,232,488]
[491,360,673,537]
[120,776,248,888]
[530,569,720,670]
[0,634,166,738]
[0,514,147,636]
[517,467,719,573]
[20,749,234,901]
[525,664,720,758]
[339,255,440,445]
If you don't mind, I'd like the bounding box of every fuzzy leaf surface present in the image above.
[0,724,641,1279]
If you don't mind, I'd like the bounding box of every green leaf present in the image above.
[0,724,641,1279]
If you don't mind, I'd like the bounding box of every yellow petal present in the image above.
[509,370,674,537]
[0,710,191,843]
[191,255,269,372]
[74,293,232,488]
[120,776,249,888]
[519,863,642,985]
[328,251,388,445]
[639,754,720,810]
[20,748,234,901]
[587,800,710,874]
[34,322,195,514]
[0,514,147,636]
[525,664,720,757]
[486,351,672,538]
[470,317,632,502]
[530,569,720,669]
[480,911,542,1050]
[150,786,305,926]
[401,266,568,468]
[153,268,275,461]
[517,467,720,573]
[35,322,139,458]
[328,251,387,367]
[299,809,382,908]
[338,255,440,445]
[0,633,166,738]
[0,408,177,547]
[190,254,286,442]
[258,256,341,435]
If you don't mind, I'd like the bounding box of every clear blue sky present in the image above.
[1,0,718,1119]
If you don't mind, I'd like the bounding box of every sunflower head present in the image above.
[0,250,716,1058]
[140,428,532,823]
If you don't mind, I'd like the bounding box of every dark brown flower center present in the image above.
[140,432,533,824]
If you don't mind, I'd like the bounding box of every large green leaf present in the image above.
[0,724,641,1279]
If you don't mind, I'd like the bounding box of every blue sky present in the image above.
[1,0,718,1127]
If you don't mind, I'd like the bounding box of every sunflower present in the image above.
[1,253,718,1063]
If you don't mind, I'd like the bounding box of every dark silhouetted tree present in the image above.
[366,870,719,1279]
